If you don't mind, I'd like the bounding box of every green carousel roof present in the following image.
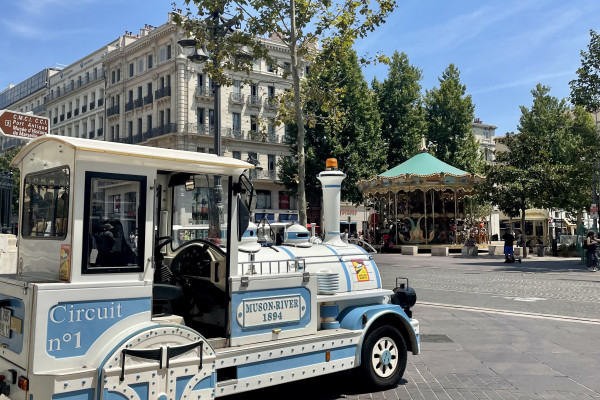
[357,151,485,195]
[379,152,469,178]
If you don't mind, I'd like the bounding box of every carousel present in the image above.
[358,144,485,248]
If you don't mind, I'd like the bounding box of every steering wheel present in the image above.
[170,242,210,279]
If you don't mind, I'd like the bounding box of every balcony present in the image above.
[32,104,46,114]
[247,130,266,142]
[147,123,178,139]
[144,94,153,105]
[251,169,278,180]
[67,111,72,119]
[82,105,87,113]
[97,128,103,136]
[229,92,244,105]
[264,97,278,110]
[60,114,65,122]
[134,98,143,109]
[98,98,104,107]
[125,101,134,112]
[184,123,209,135]
[74,109,79,116]
[247,95,262,109]
[90,102,96,110]
[107,105,120,117]
[155,86,171,100]
[89,130,95,139]
[53,117,58,124]
[222,127,243,139]
[195,86,213,100]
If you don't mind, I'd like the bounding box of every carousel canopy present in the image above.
[379,152,469,177]
[358,151,485,196]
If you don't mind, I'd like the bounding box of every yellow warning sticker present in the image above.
[352,260,370,282]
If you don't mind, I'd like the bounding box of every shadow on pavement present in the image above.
[223,370,408,400]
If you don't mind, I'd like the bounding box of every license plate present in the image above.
[0,307,11,338]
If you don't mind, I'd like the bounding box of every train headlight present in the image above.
[391,277,417,318]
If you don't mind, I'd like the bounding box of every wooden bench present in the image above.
[431,246,449,256]
[401,245,418,255]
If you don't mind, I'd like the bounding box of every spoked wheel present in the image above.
[361,325,407,389]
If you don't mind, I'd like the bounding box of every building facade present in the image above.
[2,12,303,224]
[472,118,497,162]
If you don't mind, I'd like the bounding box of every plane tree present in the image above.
[176,0,397,225]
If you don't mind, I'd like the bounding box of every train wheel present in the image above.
[360,325,407,389]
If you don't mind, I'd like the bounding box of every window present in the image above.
[138,86,143,100]
[233,151,241,160]
[147,115,152,131]
[268,119,275,136]
[111,70,115,84]
[232,113,241,132]
[128,90,133,103]
[170,174,229,248]
[167,45,172,59]
[129,63,134,77]
[268,86,275,99]
[256,190,271,209]
[250,116,258,132]
[197,73,204,87]
[233,80,242,95]
[117,69,121,82]
[147,54,153,69]
[128,121,133,138]
[267,62,275,73]
[22,166,70,239]
[305,65,311,76]
[82,172,146,273]
[138,58,144,74]
[209,110,214,130]
[283,62,291,74]
[197,108,205,127]
[268,155,276,171]
[137,118,142,136]
[253,58,261,70]
[251,84,258,97]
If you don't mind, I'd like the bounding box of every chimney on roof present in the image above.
[474,118,482,124]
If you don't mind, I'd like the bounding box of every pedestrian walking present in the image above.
[502,230,521,263]
[340,229,348,243]
[585,231,599,272]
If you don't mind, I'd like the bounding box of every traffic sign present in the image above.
[0,110,49,139]
[591,204,598,219]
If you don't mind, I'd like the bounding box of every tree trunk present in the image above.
[289,0,307,226]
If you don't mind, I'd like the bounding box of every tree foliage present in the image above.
[177,0,397,225]
[479,85,595,245]
[278,49,386,205]
[570,29,600,113]
[424,64,483,173]
[372,51,425,168]
[0,147,22,213]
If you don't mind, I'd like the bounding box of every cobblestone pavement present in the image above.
[226,256,600,400]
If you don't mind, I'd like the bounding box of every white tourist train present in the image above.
[0,135,419,399]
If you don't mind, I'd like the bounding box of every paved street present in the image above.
[228,254,600,400]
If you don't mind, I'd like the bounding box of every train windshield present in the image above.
[171,174,229,249]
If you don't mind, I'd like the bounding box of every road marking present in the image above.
[505,297,547,302]
[417,301,600,325]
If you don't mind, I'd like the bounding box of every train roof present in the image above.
[11,135,253,174]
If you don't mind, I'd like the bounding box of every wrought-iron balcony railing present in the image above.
[247,95,262,108]
[98,98,104,107]
[134,98,143,109]
[230,92,244,104]
[67,111,72,119]
[107,105,120,117]
[155,86,171,100]
[264,97,278,109]
[81,105,87,113]
[195,86,213,98]
[184,123,209,135]
[125,101,134,112]
[144,94,153,105]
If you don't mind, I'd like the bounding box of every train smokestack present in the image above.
[317,158,346,244]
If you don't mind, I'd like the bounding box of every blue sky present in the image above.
[1,0,599,136]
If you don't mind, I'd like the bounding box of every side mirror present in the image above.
[237,174,254,241]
